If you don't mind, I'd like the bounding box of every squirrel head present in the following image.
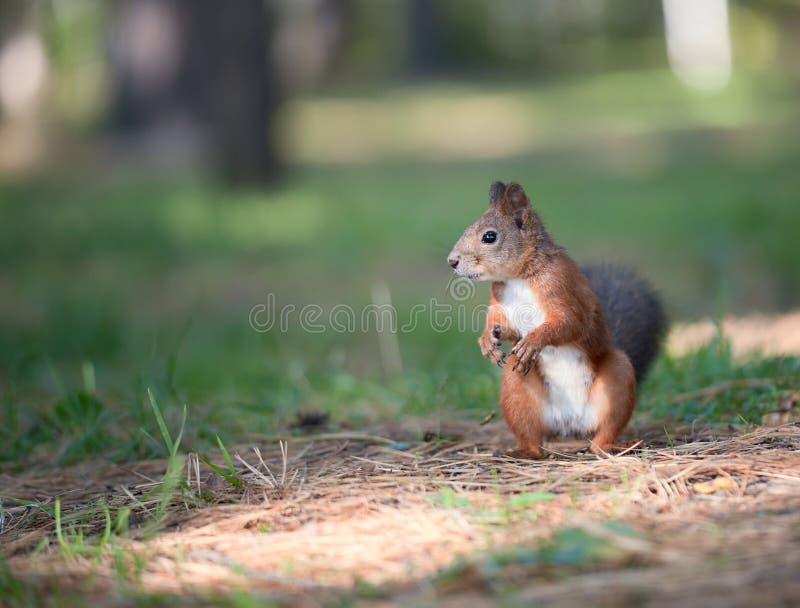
[447,181,544,281]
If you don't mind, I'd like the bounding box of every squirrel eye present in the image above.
[481,231,497,244]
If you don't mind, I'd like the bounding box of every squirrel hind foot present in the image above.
[502,447,545,460]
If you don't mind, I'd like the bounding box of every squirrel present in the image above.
[447,181,666,458]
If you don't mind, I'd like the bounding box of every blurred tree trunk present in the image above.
[181,0,279,183]
[0,0,26,38]
[407,0,447,76]
[108,0,280,183]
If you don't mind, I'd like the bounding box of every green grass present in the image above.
[645,338,799,424]
[1,73,799,468]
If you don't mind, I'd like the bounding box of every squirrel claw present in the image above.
[511,340,540,375]
[513,360,532,375]
[480,332,508,366]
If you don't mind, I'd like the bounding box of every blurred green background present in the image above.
[1,1,799,465]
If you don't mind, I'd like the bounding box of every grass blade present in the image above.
[172,404,188,458]
[82,361,96,396]
[54,499,71,557]
[146,388,173,455]
[216,435,237,477]
[197,453,244,489]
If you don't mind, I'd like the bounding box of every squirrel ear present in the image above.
[505,182,529,211]
[488,181,506,208]
[514,207,533,231]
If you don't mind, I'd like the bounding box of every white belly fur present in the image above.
[501,280,597,436]
[539,346,596,436]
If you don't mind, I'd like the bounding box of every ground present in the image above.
[3,417,799,607]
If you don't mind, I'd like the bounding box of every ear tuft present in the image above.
[488,181,506,207]
[505,182,529,210]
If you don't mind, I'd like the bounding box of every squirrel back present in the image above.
[581,264,667,382]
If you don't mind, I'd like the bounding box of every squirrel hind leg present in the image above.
[589,349,637,454]
[499,359,546,458]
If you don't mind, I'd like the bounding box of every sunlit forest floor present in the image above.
[3,416,800,606]
[2,72,800,604]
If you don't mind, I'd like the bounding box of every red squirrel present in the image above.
[448,181,666,458]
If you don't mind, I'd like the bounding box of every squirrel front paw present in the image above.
[510,337,541,375]
[491,323,518,343]
[479,329,506,367]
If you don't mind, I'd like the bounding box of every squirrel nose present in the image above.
[448,255,460,269]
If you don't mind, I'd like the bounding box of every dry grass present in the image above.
[2,420,800,605]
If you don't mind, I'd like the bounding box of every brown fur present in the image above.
[448,181,638,457]
[588,349,637,454]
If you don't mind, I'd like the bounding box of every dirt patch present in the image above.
[668,309,800,358]
[2,422,799,605]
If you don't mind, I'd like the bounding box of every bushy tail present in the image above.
[582,264,667,382]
